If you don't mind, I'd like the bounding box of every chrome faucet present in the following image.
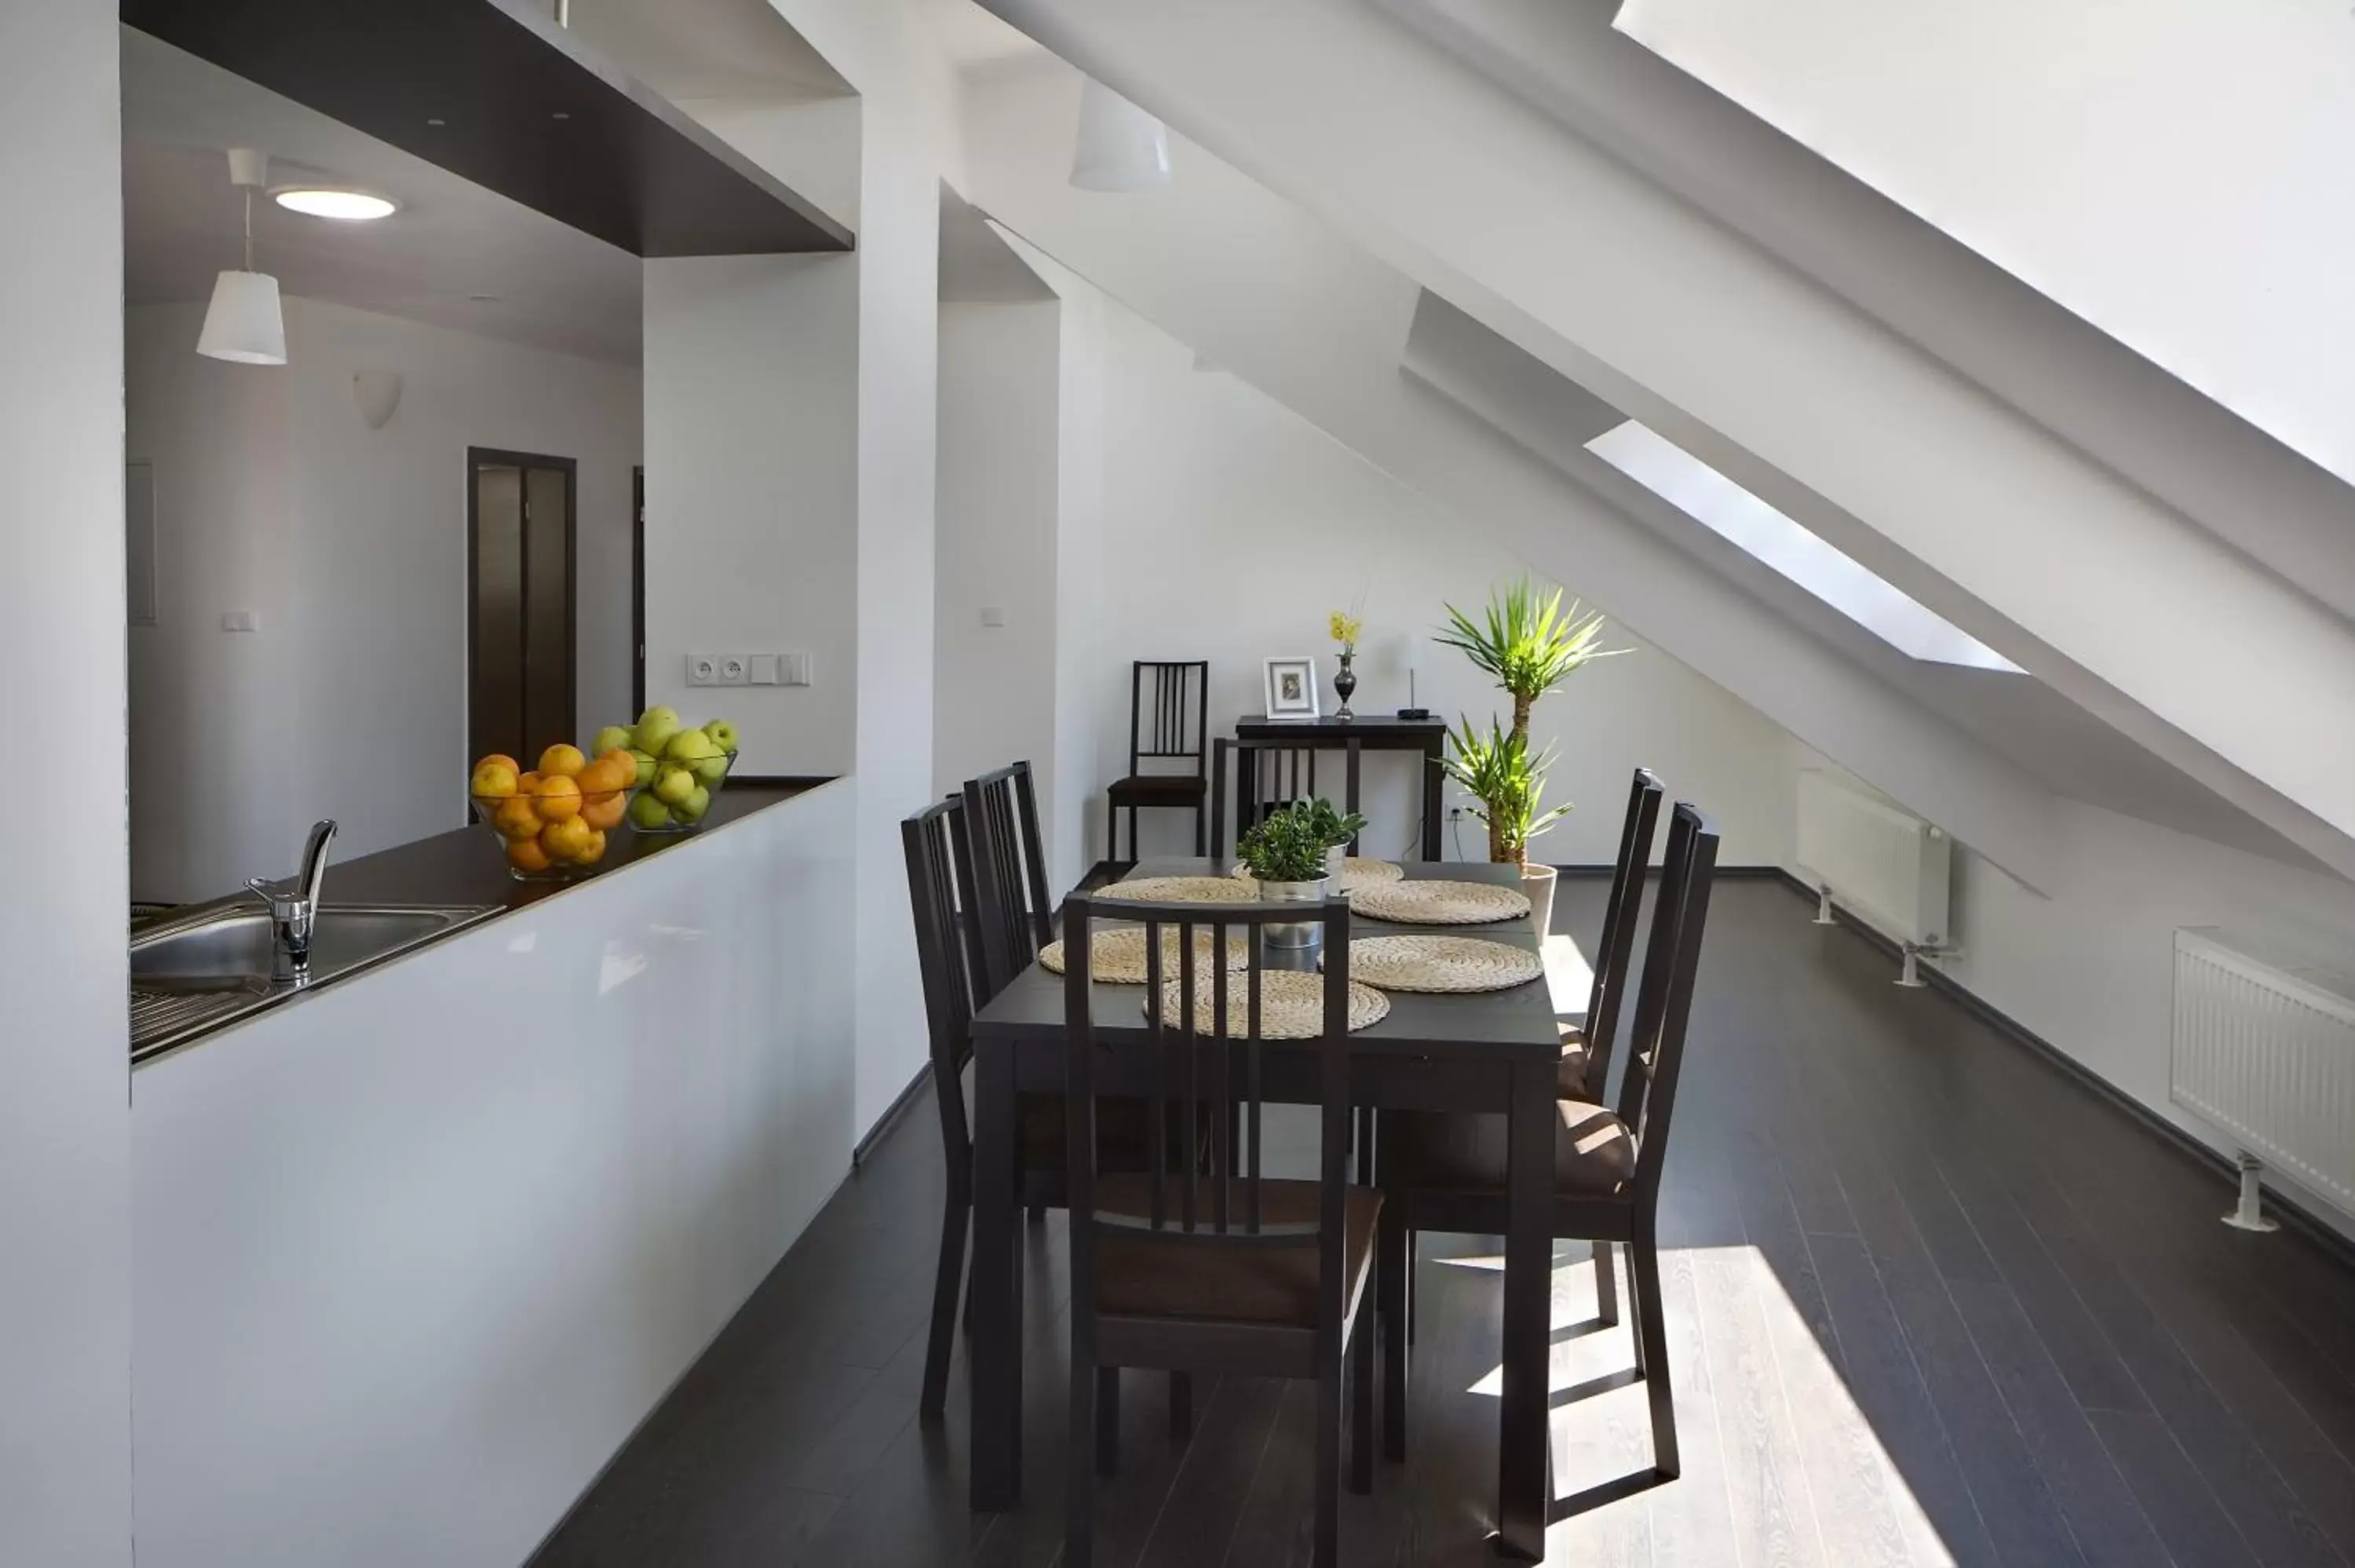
[246,819,338,984]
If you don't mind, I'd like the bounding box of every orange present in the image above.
[517,770,543,794]
[534,774,583,822]
[539,743,588,779]
[506,837,552,873]
[575,828,608,865]
[597,747,637,777]
[579,790,626,831]
[576,757,628,796]
[478,753,521,777]
[492,796,542,841]
[470,759,519,800]
[542,815,593,862]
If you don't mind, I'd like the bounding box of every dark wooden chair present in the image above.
[1106,660,1210,866]
[1377,803,1721,1481]
[961,760,1055,997]
[1060,889,1379,1567]
[1209,735,1363,859]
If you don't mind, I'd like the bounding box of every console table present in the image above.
[1232,713,1449,860]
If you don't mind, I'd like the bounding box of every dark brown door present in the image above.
[468,448,577,780]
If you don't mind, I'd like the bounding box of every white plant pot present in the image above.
[1261,873,1332,949]
[1521,863,1558,939]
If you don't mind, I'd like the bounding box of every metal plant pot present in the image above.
[1260,873,1333,949]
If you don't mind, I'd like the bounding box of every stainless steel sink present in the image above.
[130,903,497,1062]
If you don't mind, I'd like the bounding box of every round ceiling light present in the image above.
[272,188,399,221]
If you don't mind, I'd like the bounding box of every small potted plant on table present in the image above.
[1295,796,1371,881]
[1239,800,1338,948]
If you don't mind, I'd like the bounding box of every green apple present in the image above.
[665,727,716,763]
[633,706,681,756]
[627,790,673,830]
[652,764,696,807]
[674,785,712,824]
[703,718,739,753]
[628,748,658,786]
[592,724,634,757]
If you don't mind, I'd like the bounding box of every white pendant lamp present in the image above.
[1070,79,1172,192]
[197,148,288,366]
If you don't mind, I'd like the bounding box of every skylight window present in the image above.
[1587,421,2021,673]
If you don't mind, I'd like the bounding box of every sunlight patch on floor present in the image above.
[1431,1241,1950,1563]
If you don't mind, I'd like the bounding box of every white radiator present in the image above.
[2172,928,2355,1215]
[1794,770,1951,947]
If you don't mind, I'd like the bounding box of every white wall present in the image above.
[126,297,642,904]
[642,255,860,778]
[1616,0,2355,497]
[934,302,1061,822]
[1053,286,1795,870]
[132,785,856,1568]
[0,2,132,1562]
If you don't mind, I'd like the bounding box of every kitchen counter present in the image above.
[132,775,858,1568]
[129,782,824,1067]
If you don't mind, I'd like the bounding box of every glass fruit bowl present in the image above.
[627,746,738,834]
[469,749,636,881]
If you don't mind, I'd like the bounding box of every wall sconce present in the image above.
[352,370,403,430]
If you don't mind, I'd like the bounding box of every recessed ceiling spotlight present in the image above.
[468,294,502,303]
[273,188,399,221]
[425,118,447,127]
[552,111,571,121]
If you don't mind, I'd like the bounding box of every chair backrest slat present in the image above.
[903,799,979,1170]
[1214,736,1362,859]
[1061,890,1352,1264]
[1580,768,1665,1095]
[962,760,1055,1002]
[1130,661,1210,771]
[1613,802,1720,1199]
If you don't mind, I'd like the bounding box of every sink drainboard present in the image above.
[130,983,270,1046]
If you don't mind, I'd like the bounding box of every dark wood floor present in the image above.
[532,878,2355,1567]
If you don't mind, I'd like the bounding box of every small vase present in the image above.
[1521,863,1558,939]
[1333,651,1357,720]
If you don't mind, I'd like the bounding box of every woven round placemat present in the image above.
[1038,927,1254,984]
[1095,875,1262,906]
[1229,858,1404,892]
[1343,935,1544,994]
[1148,968,1390,1037]
[1347,878,1532,926]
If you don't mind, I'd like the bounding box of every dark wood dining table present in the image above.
[965,858,1565,1562]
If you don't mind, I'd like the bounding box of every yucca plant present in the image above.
[1437,577,1619,749]
[1440,716,1572,870]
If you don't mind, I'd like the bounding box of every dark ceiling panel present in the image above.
[121,0,855,257]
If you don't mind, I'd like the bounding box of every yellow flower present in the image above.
[1328,611,1364,647]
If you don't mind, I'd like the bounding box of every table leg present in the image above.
[1421,747,1444,862]
[970,1045,1023,1511]
[1497,1057,1552,1559]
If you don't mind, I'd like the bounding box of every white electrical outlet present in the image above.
[718,655,750,686]
[686,653,720,687]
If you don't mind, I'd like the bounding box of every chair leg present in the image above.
[1407,1228,1418,1347]
[1350,1308,1375,1495]
[1594,1239,1619,1329]
[1632,1224,1678,1479]
[1316,1346,1343,1568]
[1068,1342,1097,1568]
[1194,800,1207,857]
[1625,1239,1646,1379]
[1105,790,1120,867]
[1097,1366,1121,1477]
[1170,1371,1194,1441]
[1127,806,1140,865]
[1380,1206,1409,1463]
[922,1178,969,1418]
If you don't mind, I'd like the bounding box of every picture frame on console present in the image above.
[1262,656,1320,720]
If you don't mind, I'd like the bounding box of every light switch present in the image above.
[980,606,1006,628]
[221,610,260,633]
[748,654,781,686]
[783,651,812,687]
